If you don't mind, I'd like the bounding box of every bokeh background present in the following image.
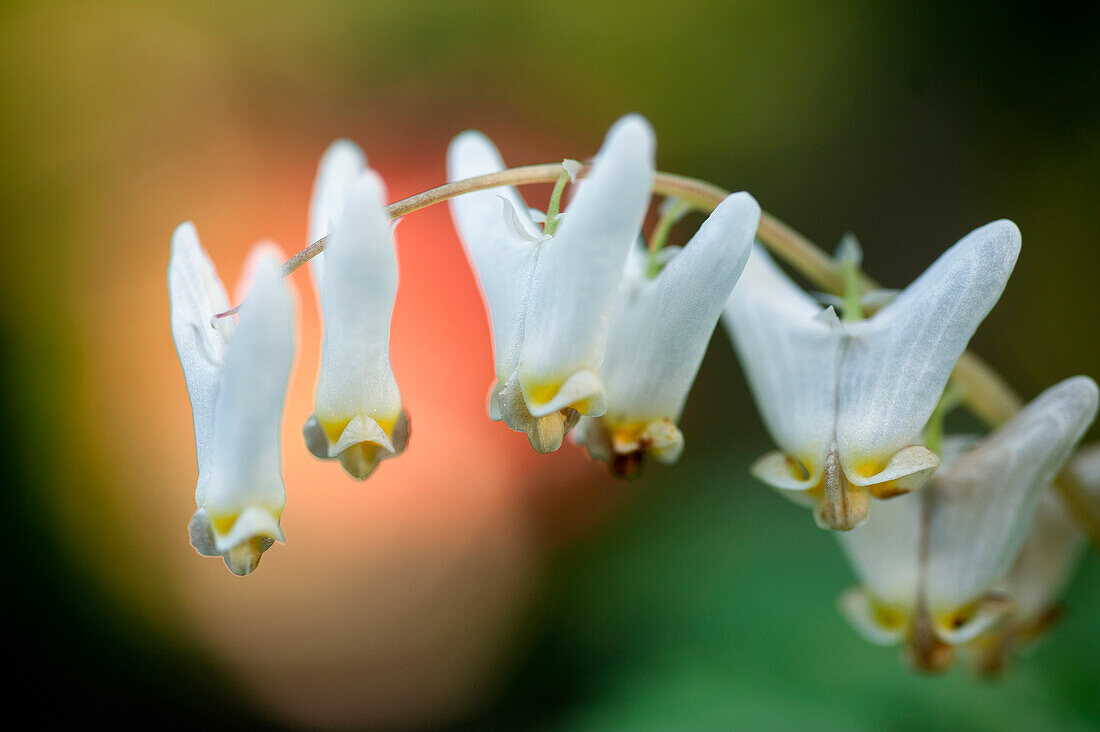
[3,1,1099,728]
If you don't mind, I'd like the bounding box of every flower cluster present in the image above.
[169,113,1099,674]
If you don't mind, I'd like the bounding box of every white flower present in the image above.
[168,223,296,576]
[722,220,1021,530]
[302,146,408,480]
[447,115,655,452]
[968,443,1100,674]
[305,139,366,299]
[835,377,1098,672]
[573,192,759,476]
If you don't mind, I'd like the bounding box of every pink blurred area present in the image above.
[79,128,627,726]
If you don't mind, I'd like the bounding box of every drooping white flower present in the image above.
[967,443,1100,674]
[835,377,1098,672]
[722,220,1021,530]
[573,192,759,476]
[306,139,367,299]
[302,158,408,479]
[169,223,296,576]
[447,115,655,452]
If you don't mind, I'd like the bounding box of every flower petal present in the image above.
[599,192,757,427]
[838,587,907,645]
[187,507,220,557]
[836,489,923,606]
[837,220,1021,478]
[999,443,1100,620]
[845,444,940,498]
[205,245,296,557]
[640,418,684,465]
[215,504,285,553]
[330,413,397,456]
[526,368,606,418]
[518,114,655,395]
[447,130,539,380]
[750,450,820,491]
[723,245,840,483]
[934,595,1012,645]
[312,171,403,436]
[925,376,1099,611]
[168,222,235,501]
[308,139,367,294]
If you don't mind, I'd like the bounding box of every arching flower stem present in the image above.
[646,199,691,278]
[264,161,1100,545]
[541,167,572,237]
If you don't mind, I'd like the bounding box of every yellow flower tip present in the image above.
[872,602,908,633]
[209,505,284,541]
[200,505,284,576]
[317,412,399,446]
[304,409,410,480]
[850,458,884,480]
[576,417,684,479]
[336,410,410,479]
[521,369,606,419]
[868,480,909,499]
[526,380,563,409]
[935,599,983,635]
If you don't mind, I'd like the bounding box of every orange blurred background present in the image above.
[79,105,632,727]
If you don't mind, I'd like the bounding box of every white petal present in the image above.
[751,450,820,491]
[845,444,940,498]
[216,504,285,553]
[861,288,899,311]
[925,376,1099,611]
[205,246,296,551]
[526,368,606,418]
[934,596,1012,645]
[642,418,684,464]
[561,158,582,181]
[313,171,403,435]
[332,413,395,454]
[837,220,1020,478]
[1000,443,1100,620]
[188,507,220,557]
[836,489,923,606]
[500,196,549,243]
[599,192,758,427]
[999,488,1084,621]
[308,139,367,293]
[487,382,503,421]
[1069,442,1100,487]
[723,245,840,482]
[518,114,655,402]
[837,587,907,645]
[447,130,540,380]
[168,222,235,502]
[571,417,607,459]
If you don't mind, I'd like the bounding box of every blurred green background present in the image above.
[2,0,1098,728]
